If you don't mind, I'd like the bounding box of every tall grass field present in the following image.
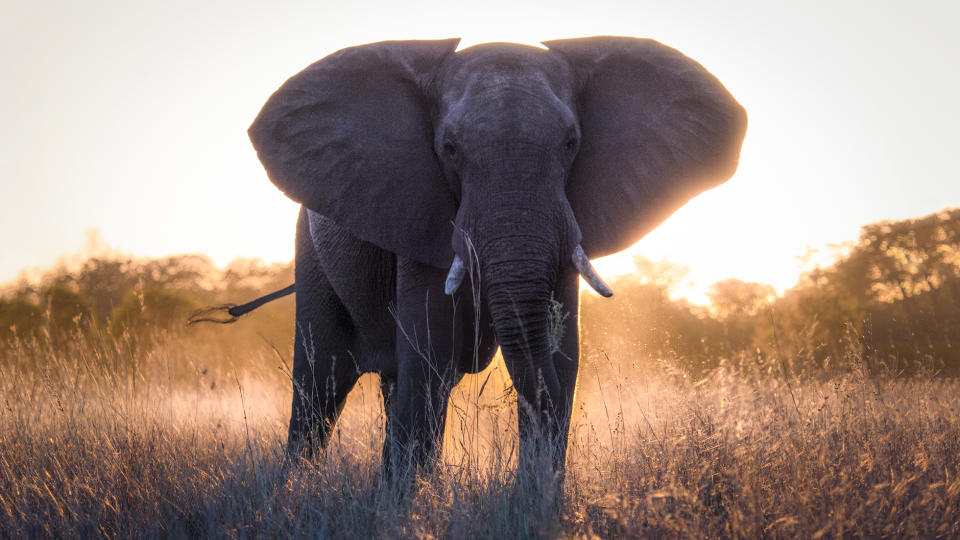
[1,325,959,538]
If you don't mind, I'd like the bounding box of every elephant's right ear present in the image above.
[249,39,461,268]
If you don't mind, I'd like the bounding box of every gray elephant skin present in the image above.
[244,36,746,473]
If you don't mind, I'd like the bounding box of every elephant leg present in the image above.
[287,317,360,457]
[287,211,361,458]
[390,257,461,473]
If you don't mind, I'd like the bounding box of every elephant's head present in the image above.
[249,36,746,429]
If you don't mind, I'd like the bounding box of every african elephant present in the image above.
[241,36,746,473]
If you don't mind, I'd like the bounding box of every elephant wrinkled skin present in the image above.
[243,36,747,473]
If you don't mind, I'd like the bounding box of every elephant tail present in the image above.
[187,284,295,325]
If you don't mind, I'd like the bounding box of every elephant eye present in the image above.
[564,137,578,153]
[443,142,458,157]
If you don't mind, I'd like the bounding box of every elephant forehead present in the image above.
[447,81,575,144]
[440,71,576,141]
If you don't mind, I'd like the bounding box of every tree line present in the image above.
[3,207,959,377]
[582,207,960,377]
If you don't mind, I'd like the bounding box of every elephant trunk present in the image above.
[483,242,563,436]
[462,191,573,444]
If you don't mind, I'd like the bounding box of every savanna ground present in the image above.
[3,209,960,537]
[2,324,959,539]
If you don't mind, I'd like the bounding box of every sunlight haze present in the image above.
[2,0,958,303]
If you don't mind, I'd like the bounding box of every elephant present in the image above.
[229,36,746,474]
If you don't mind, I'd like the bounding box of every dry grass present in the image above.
[1,329,959,538]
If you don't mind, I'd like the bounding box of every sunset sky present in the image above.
[2,0,958,303]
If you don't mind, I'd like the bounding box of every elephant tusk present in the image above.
[445,254,466,295]
[572,245,614,297]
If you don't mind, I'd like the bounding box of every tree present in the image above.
[708,279,776,319]
[0,295,43,342]
[109,288,197,339]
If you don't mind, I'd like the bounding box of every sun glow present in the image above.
[2,0,958,301]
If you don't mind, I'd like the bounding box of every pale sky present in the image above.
[2,0,958,303]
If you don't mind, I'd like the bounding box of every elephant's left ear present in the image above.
[544,37,747,259]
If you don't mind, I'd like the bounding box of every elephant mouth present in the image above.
[443,244,613,297]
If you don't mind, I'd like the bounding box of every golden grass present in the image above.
[1,330,959,538]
